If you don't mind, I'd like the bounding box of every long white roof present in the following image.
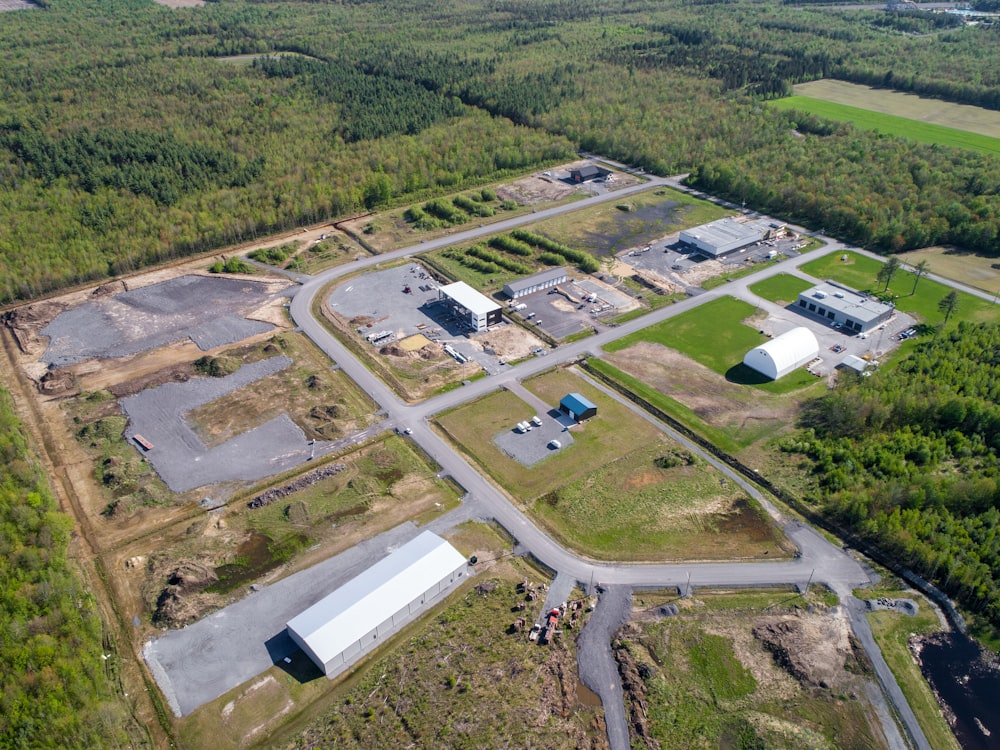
[287,531,467,665]
[439,281,500,316]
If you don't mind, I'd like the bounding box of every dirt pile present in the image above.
[154,561,219,627]
[538,647,608,749]
[3,300,66,355]
[752,614,851,690]
[613,623,660,750]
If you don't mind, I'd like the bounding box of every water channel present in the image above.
[916,632,1000,749]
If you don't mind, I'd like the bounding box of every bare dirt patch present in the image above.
[678,258,726,287]
[618,598,886,749]
[497,174,577,205]
[471,324,543,361]
[604,341,800,438]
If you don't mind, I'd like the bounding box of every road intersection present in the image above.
[284,179,931,750]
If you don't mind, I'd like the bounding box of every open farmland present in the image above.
[771,96,1000,158]
[799,252,1000,329]
[618,589,890,750]
[790,80,1000,140]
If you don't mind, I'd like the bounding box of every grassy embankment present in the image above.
[861,586,961,750]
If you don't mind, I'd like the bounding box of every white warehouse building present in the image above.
[439,281,502,331]
[286,531,469,677]
[502,267,568,299]
[743,327,819,381]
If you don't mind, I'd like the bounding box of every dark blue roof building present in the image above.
[559,392,597,422]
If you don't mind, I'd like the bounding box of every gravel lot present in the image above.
[41,275,286,367]
[493,411,575,467]
[328,262,515,370]
[144,517,472,717]
[121,356,329,493]
[577,585,633,750]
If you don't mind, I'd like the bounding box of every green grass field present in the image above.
[435,375,662,502]
[771,97,1000,158]
[529,440,788,561]
[604,296,818,393]
[800,251,1000,329]
[749,274,814,305]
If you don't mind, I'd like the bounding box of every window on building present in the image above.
[799,299,807,308]
[827,311,835,319]
[808,303,816,312]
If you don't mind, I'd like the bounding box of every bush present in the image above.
[489,235,533,256]
[210,257,254,274]
[194,355,239,377]
[480,187,497,202]
[248,246,290,265]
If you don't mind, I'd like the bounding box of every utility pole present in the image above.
[805,568,815,595]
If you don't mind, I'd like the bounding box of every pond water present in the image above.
[916,632,1000,749]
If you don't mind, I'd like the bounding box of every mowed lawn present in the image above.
[605,296,817,393]
[900,246,1000,296]
[749,274,813,305]
[435,374,662,501]
[800,252,1000,328]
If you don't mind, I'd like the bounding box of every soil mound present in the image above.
[753,614,849,689]
[154,561,219,627]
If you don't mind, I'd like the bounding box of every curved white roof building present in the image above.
[743,327,818,380]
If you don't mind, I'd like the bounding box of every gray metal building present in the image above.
[286,531,469,677]
[679,217,784,257]
[502,267,569,299]
[796,282,894,333]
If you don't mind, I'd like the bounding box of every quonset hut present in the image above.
[743,327,819,381]
[286,531,468,677]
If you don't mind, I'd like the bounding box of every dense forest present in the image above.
[784,323,1000,631]
[0,387,135,746]
[0,0,999,303]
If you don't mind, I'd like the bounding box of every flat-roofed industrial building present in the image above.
[502,267,568,299]
[796,281,894,333]
[438,281,502,331]
[286,531,469,677]
[679,217,784,257]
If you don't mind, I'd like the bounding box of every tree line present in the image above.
[784,322,1000,631]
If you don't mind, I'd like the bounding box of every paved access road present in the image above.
[273,175,931,749]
